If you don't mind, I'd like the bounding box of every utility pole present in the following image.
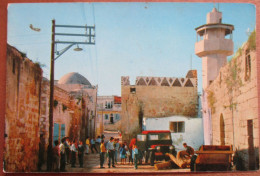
[47,19,95,171]
[47,19,55,171]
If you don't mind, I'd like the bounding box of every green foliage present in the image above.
[20,51,27,58]
[35,61,46,68]
[207,90,216,114]
[237,47,242,57]
[224,56,242,110]
[248,30,256,51]
[54,99,58,108]
[76,97,81,105]
[225,58,242,93]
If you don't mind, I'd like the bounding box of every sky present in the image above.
[7,2,256,96]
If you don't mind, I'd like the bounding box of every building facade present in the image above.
[5,44,42,172]
[195,8,258,170]
[121,70,199,142]
[96,96,122,135]
[56,72,98,140]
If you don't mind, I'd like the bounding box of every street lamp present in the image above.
[47,19,95,171]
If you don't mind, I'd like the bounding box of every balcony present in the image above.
[195,38,233,57]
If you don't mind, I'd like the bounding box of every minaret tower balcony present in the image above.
[195,24,234,57]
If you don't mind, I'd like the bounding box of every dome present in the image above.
[58,72,92,86]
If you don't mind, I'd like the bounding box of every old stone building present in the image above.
[5,44,98,172]
[39,78,82,151]
[196,7,258,170]
[56,72,98,140]
[97,96,122,135]
[121,70,199,142]
[206,38,258,170]
[5,44,42,172]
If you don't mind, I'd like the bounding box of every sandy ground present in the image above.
[64,153,190,173]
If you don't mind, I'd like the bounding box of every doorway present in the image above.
[247,120,256,170]
[220,114,225,145]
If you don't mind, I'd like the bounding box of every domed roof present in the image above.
[58,72,91,86]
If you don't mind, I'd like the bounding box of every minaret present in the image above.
[195,7,234,89]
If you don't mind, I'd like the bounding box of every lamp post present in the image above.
[47,19,95,171]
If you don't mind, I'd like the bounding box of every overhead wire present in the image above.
[80,3,95,85]
[92,3,99,88]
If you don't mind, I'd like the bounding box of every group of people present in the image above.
[46,135,195,172]
[99,137,140,169]
[52,137,85,172]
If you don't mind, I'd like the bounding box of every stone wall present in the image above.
[206,41,259,170]
[57,83,98,139]
[121,70,198,141]
[5,44,42,172]
[40,78,78,153]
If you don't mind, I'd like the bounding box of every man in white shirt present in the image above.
[106,137,115,168]
[59,138,66,171]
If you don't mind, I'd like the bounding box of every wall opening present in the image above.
[110,114,114,124]
[169,121,185,133]
[220,113,225,145]
[245,49,251,81]
[130,87,136,93]
[247,119,256,170]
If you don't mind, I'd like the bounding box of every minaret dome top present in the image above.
[207,7,222,24]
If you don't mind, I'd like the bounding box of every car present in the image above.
[136,130,176,166]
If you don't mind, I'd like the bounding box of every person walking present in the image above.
[96,136,101,153]
[85,137,90,154]
[37,134,45,171]
[59,138,66,172]
[114,138,120,164]
[106,137,116,168]
[91,138,98,153]
[78,140,84,168]
[120,144,126,164]
[129,138,136,165]
[132,144,139,170]
[70,140,77,168]
[52,140,60,172]
[65,138,71,164]
[100,140,106,168]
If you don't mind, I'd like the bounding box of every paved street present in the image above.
[64,153,190,173]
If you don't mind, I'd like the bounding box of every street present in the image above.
[64,153,190,173]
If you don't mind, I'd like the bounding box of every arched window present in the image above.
[220,114,225,145]
[245,49,251,81]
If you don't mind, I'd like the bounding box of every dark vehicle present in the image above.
[136,130,176,166]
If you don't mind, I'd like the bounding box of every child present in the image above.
[132,144,138,169]
[120,144,126,164]
[78,141,84,168]
[70,140,77,168]
[100,140,106,168]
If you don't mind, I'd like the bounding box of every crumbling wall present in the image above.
[121,71,198,141]
[5,44,42,172]
[207,40,258,170]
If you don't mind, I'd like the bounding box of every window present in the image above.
[130,87,136,93]
[169,121,185,133]
[245,49,251,81]
[137,134,147,141]
[115,114,120,120]
[148,134,159,140]
[12,59,15,74]
[105,114,108,120]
